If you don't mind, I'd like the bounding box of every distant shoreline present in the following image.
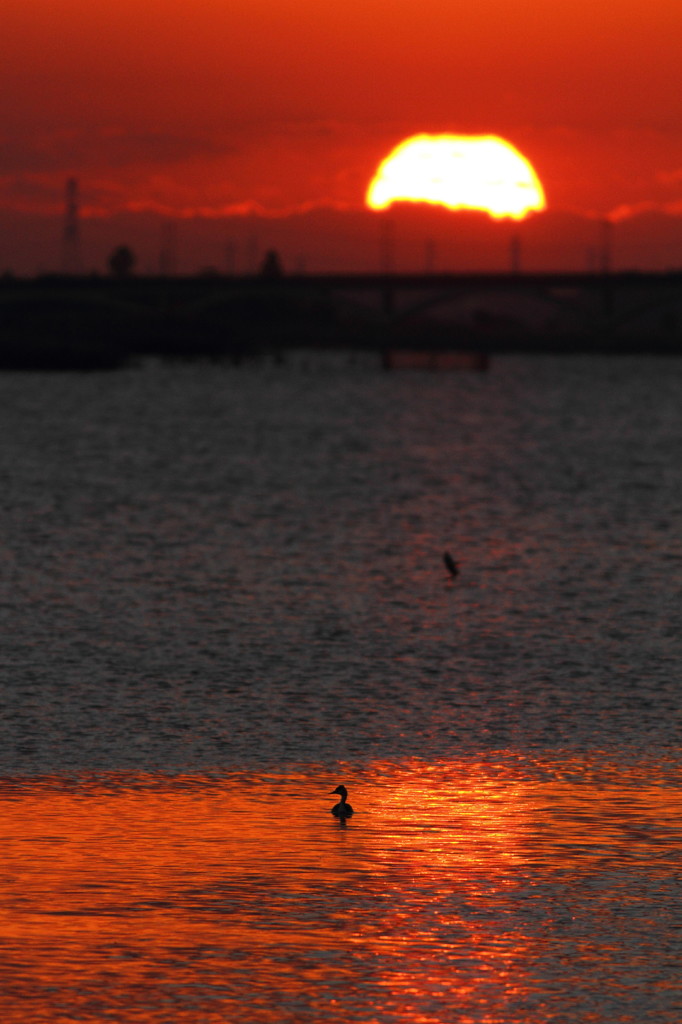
[1,272,681,368]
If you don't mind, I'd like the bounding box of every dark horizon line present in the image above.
[3,268,682,287]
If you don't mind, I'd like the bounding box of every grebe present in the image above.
[330,785,353,817]
[443,551,459,578]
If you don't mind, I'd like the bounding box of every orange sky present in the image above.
[2,1,682,272]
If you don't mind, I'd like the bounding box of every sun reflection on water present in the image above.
[0,757,680,1022]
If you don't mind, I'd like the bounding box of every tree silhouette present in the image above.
[108,245,136,278]
[259,249,283,278]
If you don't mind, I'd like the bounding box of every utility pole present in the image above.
[424,237,436,274]
[380,216,395,273]
[159,222,178,276]
[62,177,82,274]
[225,239,236,276]
[601,219,614,316]
[601,218,613,274]
[509,232,521,274]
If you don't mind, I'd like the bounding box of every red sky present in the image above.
[2,1,682,273]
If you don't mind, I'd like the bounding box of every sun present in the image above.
[366,134,545,220]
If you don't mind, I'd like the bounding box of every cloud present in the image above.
[0,127,236,177]
[608,201,660,223]
[608,200,682,222]
[3,120,682,230]
[122,197,354,220]
[0,119,376,218]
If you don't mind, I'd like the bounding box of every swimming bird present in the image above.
[330,785,353,817]
[443,551,459,578]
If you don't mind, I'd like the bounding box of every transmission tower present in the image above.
[62,177,82,274]
[509,232,521,274]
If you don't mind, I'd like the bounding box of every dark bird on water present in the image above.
[330,785,353,817]
[443,551,459,578]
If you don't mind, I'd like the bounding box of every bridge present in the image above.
[1,271,681,367]
[272,269,682,332]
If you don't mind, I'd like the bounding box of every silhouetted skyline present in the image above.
[2,2,681,275]
[2,199,681,279]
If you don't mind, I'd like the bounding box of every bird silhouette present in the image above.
[330,785,353,817]
[443,551,459,578]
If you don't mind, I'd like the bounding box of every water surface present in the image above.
[1,760,680,1023]
[0,354,680,1020]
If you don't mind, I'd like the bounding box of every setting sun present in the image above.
[366,134,546,220]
